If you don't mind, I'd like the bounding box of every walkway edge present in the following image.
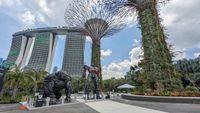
[121,94,200,104]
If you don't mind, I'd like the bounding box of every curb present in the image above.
[121,94,200,104]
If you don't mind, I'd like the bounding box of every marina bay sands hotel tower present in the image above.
[3,27,85,77]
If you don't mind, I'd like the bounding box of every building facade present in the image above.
[3,35,28,68]
[27,32,57,72]
[62,32,85,77]
[4,27,85,77]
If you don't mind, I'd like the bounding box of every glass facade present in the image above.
[3,35,27,68]
[62,32,85,77]
[27,33,55,72]
[5,28,85,76]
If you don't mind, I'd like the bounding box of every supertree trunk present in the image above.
[91,39,104,91]
[138,0,180,91]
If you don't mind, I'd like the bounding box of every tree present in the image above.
[3,66,27,100]
[175,56,200,89]
[104,0,181,91]
[65,0,129,91]
[125,65,145,86]
[24,68,48,94]
[103,78,127,92]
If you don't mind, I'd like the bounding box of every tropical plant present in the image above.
[2,66,28,100]
[24,68,48,94]
[71,77,85,93]
[175,56,200,89]
[125,65,145,86]
[103,78,127,92]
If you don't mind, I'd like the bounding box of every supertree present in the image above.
[103,0,182,91]
[64,0,129,90]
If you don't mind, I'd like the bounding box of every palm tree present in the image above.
[24,68,48,94]
[3,66,27,100]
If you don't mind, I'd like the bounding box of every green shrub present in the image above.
[0,95,12,104]
[160,91,171,96]
[16,91,31,102]
[185,86,199,92]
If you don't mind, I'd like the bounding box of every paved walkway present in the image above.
[111,97,200,113]
[0,98,199,113]
[0,103,99,113]
[86,100,167,113]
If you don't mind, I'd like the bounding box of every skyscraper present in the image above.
[62,32,85,77]
[3,35,28,68]
[5,27,85,76]
[27,32,57,72]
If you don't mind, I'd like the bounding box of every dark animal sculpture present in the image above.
[43,71,72,102]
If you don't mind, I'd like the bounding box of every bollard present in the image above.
[61,96,66,104]
[28,98,34,108]
[94,94,97,101]
[102,94,105,100]
[45,97,50,106]
[85,95,87,102]
[74,94,77,101]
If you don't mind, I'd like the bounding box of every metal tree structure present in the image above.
[64,0,129,90]
[103,0,181,91]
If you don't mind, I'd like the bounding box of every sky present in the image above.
[0,0,200,79]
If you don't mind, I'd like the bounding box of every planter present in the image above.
[121,94,200,104]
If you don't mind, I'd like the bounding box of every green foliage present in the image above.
[175,57,200,90]
[125,65,145,86]
[71,77,85,93]
[0,91,31,104]
[3,66,28,100]
[132,86,146,95]
[0,95,13,104]
[185,86,199,92]
[1,67,47,102]
[159,91,171,96]
[137,1,181,91]
[103,78,127,92]
[175,56,200,74]
[15,91,31,102]
[24,68,48,94]
[91,40,103,91]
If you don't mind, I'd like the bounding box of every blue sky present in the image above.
[0,0,200,79]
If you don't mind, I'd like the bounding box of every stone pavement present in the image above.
[0,98,199,113]
[111,97,200,113]
[86,100,167,113]
[0,103,99,113]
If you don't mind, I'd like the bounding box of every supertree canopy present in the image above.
[65,0,130,90]
[103,0,182,91]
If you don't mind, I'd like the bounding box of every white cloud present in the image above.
[170,47,187,61]
[21,10,36,26]
[0,0,70,27]
[86,36,92,43]
[194,52,200,58]
[129,47,143,65]
[102,59,131,80]
[173,51,187,61]
[0,0,22,7]
[161,0,200,50]
[101,49,112,57]
[102,46,143,79]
